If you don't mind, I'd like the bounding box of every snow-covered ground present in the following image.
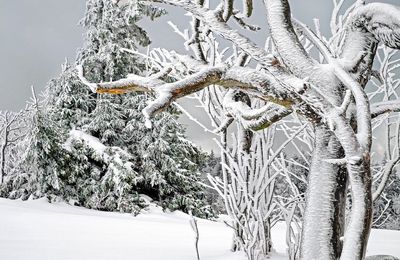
[0,198,399,260]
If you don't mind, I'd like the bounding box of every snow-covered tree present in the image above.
[1,88,74,200]
[156,21,282,257]
[0,110,28,185]
[46,62,95,129]
[79,0,400,259]
[34,0,213,217]
[199,151,224,212]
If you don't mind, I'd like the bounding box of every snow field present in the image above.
[0,198,398,260]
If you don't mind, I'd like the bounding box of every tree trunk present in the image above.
[0,131,8,185]
[340,157,372,260]
[300,125,347,260]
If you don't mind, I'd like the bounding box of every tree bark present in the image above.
[301,125,347,260]
[0,130,8,185]
[341,157,372,260]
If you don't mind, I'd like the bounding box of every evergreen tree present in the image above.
[199,150,225,213]
[71,0,213,217]
[3,91,72,200]
[2,0,214,218]
[46,62,95,129]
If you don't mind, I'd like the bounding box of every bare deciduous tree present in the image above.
[0,110,28,184]
[78,0,400,259]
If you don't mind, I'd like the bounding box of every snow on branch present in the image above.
[148,0,274,67]
[263,0,316,78]
[371,100,400,119]
[372,156,400,202]
[222,89,292,131]
[292,9,373,149]
[347,3,400,50]
[78,63,309,127]
[186,0,206,61]
[77,65,155,94]
[242,0,253,17]
[340,3,400,77]
[231,11,260,32]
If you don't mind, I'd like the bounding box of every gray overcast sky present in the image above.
[0,0,85,110]
[0,0,397,151]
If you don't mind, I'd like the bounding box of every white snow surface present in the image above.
[64,129,107,155]
[0,198,399,260]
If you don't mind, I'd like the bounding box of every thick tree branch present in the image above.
[347,3,400,50]
[340,3,400,83]
[291,11,373,149]
[78,64,310,126]
[263,0,316,78]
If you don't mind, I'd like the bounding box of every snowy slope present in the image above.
[0,198,398,260]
